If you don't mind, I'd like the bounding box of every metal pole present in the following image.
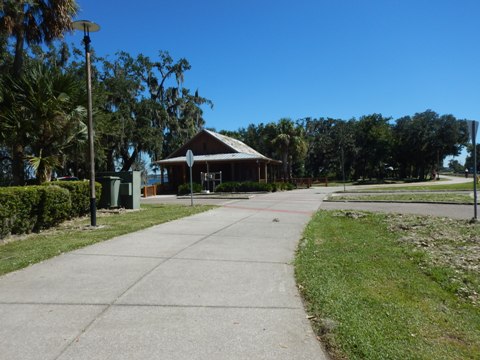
[341,147,346,192]
[473,122,477,220]
[84,27,96,226]
[189,166,193,206]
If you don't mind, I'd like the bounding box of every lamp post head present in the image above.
[72,20,100,33]
[72,20,100,52]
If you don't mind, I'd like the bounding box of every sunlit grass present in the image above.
[356,181,475,192]
[295,210,480,359]
[329,193,474,203]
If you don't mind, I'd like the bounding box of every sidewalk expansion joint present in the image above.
[0,301,107,306]
[113,303,302,310]
[223,205,314,215]
[171,257,292,265]
[69,253,169,260]
[0,301,300,311]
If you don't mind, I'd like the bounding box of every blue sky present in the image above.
[67,0,479,147]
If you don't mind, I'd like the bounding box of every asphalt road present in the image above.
[320,200,475,220]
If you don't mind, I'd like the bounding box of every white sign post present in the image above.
[186,150,195,206]
[466,120,478,220]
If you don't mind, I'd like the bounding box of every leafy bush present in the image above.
[214,182,239,192]
[274,182,295,191]
[50,181,102,217]
[214,181,295,193]
[178,182,202,195]
[0,182,103,239]
[215,181,272,192]
[0,185,73,238]
[36,186,71,230]
[0,187,41,238]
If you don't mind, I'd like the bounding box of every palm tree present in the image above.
[0,0,78,76]
[0,0,78,184]
[1,63,87,184]
[272,118,307,181]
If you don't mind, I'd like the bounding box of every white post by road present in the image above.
[186,150,195,206]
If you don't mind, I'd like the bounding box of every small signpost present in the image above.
[186,149,194,206]
[466,120,478,220]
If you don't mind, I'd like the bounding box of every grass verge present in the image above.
[354,181,475,192]
[295,210,480,360]
[329,193,474,204]
[0,204,213,276]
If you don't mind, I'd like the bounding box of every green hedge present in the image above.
[0,181,102,239]
[214,181,295,193]
[50,181,101,218]
[0,186,68,238]
[36,186,71,230]
[0,187,41,238]
[178,182,203,195]
[272,182,295,191]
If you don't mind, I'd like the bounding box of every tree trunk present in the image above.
[281,151,288,181]
[12,143,25,185]
[399,164,406,179]
[121,148,138,171]
[418,164,425,180]
[12,14,25,77]
[106,148,116,171]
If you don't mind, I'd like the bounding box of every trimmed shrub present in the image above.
[215,181,274,193]
[0,185,74,238]
[49,181,102,217]
[178,182,202,195]
[214,181,295,193]
[273,182,295,191]
[214,182,240,193]
[36,186,71,230]
[0,182,103,239]
[0,187,41,238]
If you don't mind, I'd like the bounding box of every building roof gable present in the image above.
[166,129,266,159]
[157,129,281,165]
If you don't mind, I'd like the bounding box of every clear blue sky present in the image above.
[67,0,480,141]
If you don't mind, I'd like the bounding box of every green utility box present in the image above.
[96,176,121,209]
[96,171,141,209]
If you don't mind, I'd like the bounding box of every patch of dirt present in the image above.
[332,210,367,219]
[385,213,479,306]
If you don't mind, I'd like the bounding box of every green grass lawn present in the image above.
[295,210,480,360]
[355,181,475,192]
[329,193,474,204]
[0,204,213,276]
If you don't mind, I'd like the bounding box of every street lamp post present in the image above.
[466,120,479,221]
[72,20,100,227]
[472,122,478,221]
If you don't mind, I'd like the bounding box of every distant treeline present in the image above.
[218,111,477,181]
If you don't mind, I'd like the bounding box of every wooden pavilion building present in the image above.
[155,129,281,192]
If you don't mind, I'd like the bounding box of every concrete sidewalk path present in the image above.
[0,189,331,360]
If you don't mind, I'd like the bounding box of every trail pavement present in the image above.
[1,176,474,359]
[0,189,331,360]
